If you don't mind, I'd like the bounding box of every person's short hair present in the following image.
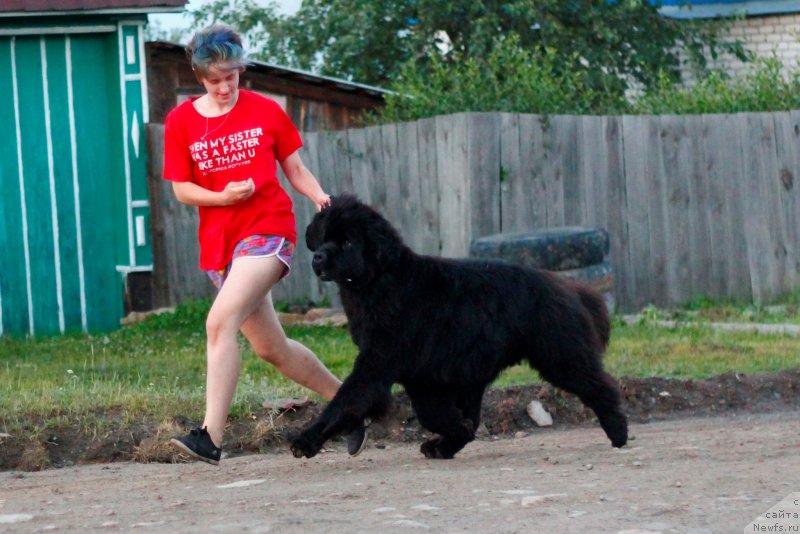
[186,24,247,78]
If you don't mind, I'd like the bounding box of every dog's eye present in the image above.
[342,240,353,250]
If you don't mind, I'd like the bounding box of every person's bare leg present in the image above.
[243,288,371,456]
[241,291,341,401]
[201,256,286,446]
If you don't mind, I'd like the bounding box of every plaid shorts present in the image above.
[206,235,295,289]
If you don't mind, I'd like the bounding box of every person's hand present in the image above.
[315,194,331,212]
[221,178,255,205]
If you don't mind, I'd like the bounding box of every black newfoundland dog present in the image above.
[290,194,628,460]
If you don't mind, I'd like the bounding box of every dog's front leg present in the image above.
[291,363,393,459]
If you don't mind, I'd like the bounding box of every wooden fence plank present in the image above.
[659,115,692,305]
[540,116,570,227]
[580,115,628,309]
[703,114,750,301]
[509,114,547,232]
[577,116,605,225]
[436,113,470,257]
[684,115,713,299]
[364,125,387,210]
[773,111,800,289]
[346,127,373,203]
[380,122,403,229]
[416,117,441,255]
[499,112,521,233]
[468,113,502,240]
[621,115,655,309]
[603,116,629,311]
[557,115,581,226]
[741,113,785,302]
[642,115,668,307]
[700,115,728,299]
[396,120,425,252]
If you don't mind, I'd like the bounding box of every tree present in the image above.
[182,0,748,96]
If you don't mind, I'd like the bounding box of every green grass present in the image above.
[2,298,800,434]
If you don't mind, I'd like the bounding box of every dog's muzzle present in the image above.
[311,251,331,280]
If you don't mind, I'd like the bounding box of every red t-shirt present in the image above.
[162,89,303,270]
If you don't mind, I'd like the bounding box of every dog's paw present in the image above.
[290,433,322,459]
[601,412,629,448]
[420,437,454,460]
[609,426,628,448]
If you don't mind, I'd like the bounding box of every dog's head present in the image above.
[305,194,406,286]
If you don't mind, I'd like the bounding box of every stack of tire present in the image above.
[469,227,614,313]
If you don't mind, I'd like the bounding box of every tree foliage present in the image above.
[371,34,628,123]
[165,0,766,121]
[180,0,747,89]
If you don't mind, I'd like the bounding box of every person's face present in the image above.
[198,63,241,107]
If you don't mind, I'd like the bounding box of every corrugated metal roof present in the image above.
[0,0,186,15]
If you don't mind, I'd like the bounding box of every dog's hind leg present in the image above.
[407,385,479,459]
[536,357,628,448]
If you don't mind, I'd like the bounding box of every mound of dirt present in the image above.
[1,369,798,472]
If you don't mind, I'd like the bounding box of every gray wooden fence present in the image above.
[146,110,800,312]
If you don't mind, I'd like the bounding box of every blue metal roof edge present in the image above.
[659,1,800,19]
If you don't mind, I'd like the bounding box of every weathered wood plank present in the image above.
[557,115,581,226]
[416,117,441,255]
[577,116,604,225]
[510,114,547,231]
[542,116,574,227]
[773,111,800,289]
[467,113,501,240]
[498,112,520,232]
[436,113,470,257]
[683,115,713,299]
[703,114,751,301]
[580,115,628,311]
[741,113,786,302]
[364,125,387,210]
[346,127,373,203]
[621,115,655,310]
[380,122,402,229]
[396,120,425,252]
[659,114,692,306]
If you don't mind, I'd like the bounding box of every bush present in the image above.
[370,34,628,124]
[369,40,800,123]
[632,56,800,115]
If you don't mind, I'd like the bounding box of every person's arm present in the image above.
[280,152,330,211]
[172,178,255,207]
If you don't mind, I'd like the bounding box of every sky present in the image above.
[149,0,302,35]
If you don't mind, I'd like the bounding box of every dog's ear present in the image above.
[305,210,327,251]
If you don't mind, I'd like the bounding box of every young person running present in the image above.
[162,24,367,464]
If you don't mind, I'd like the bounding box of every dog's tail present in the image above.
[567,280,611,351]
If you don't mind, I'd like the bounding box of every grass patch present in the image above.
[2,299,800,435]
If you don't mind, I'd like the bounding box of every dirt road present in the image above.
[2,410,799,533]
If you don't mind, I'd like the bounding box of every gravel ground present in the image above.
[1,410,798,533]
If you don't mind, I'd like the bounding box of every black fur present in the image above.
[291,194,628,460]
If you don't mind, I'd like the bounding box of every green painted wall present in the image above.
[0,20,152,336]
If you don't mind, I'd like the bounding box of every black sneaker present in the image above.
[170,427,222,465]
[346,419,370,457]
